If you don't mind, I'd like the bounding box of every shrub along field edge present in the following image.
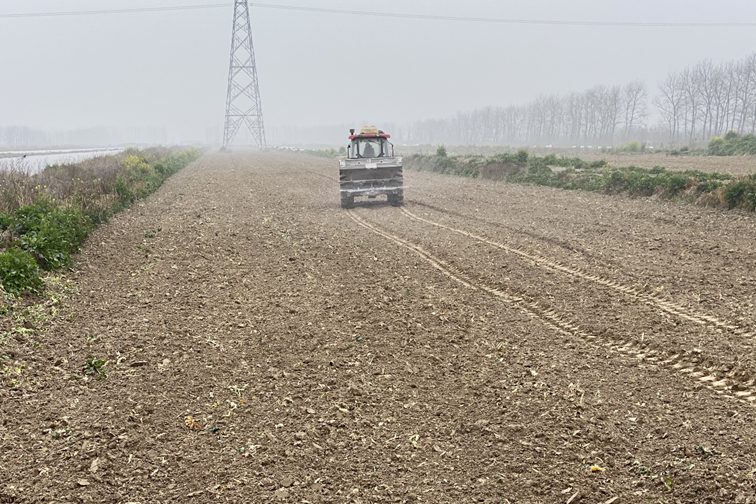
[708,130,756,156]
[405,148,756,213]
[0,147,202,295]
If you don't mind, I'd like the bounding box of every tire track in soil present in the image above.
[407,198,607,263]
[348,209,756,407]
[399,206,754,339]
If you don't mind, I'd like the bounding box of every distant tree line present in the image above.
[655,54,756,145]
[396,52,756,149]
[400,81,648,147]
[0,126,50,149]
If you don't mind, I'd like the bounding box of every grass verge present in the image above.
[405,149,756,212]
[0,147,202,295]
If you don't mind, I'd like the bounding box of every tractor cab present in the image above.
[347,126,395,159]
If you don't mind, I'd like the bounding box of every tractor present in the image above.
[339,126,403,208]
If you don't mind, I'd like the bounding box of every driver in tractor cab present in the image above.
[361,140,377,158]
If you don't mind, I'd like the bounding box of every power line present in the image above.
[0,3,229,19]
[1,1,755,27]
[249,3,756,28]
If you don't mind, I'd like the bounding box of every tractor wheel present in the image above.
[389,190,404,207]
[340,193,354,209]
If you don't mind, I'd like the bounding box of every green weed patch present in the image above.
[10,199,92,270]
[0,247,42,295]
[708,131,756,156]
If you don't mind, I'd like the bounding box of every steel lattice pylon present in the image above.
[222,0,266,149]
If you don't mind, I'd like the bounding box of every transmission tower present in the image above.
[222,0,266,149]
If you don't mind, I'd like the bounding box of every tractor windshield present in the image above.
[354,138,392,158]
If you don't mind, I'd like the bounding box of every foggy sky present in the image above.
[2,0,756,145]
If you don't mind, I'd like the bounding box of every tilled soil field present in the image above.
[2,152,756,503]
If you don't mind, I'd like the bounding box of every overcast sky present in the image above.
[2,0,756,144]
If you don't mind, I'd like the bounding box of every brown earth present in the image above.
[2,152,756,503]
[479,163,523,182]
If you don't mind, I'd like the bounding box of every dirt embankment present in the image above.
[2,152,755,503]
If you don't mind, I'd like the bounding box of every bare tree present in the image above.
[655,72,685,143]
[622,81,648,140]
